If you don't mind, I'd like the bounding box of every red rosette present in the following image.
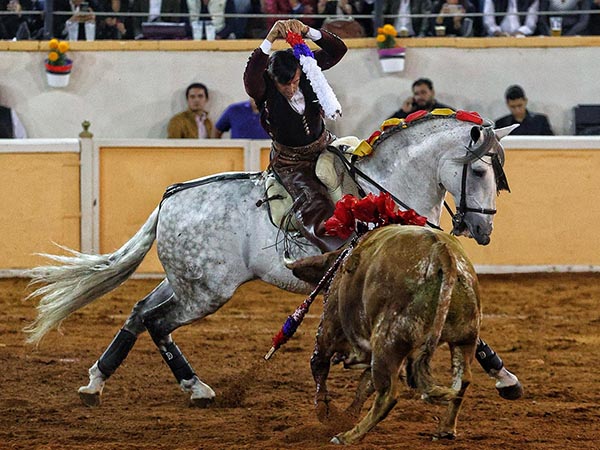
[286,31,305,47]
[325,194,358,239]
[456,110,483,125]
[353,193,379,223]
[405,110,428,123]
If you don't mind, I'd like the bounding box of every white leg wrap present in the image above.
[180,375,216,401]
[490,366,520,388]
[78,362,107,395]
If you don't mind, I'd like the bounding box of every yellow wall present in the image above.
[99,145,245,272]
[3,142,600,273]
[441,148,600,266]
[0,152,80,268]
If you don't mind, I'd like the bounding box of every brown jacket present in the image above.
[167,110,213,139]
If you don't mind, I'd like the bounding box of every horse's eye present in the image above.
[472,168,486,178]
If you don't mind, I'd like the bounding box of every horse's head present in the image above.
[439,124,516,245]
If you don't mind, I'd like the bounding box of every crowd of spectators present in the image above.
[1,0,600,40]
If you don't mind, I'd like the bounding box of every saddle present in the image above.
[261,136,362,232]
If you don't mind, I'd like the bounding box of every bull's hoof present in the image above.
[330,436,343,445]
[497,381,524,400]
[79,391,101,407]
[432,432,456,441]
[189,396,215,408]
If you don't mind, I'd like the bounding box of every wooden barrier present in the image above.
[1,136,599,275]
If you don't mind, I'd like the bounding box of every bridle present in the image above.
[445,130,510,233]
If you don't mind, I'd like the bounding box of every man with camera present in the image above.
[53,0,98,40]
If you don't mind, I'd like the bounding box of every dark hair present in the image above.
[267,50,300,84]
[505,85,526,101]
[186,82,209,100]
[412,78,434,91]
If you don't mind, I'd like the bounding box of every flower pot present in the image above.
[378,47,405,73]
[46,71,71,88]
[45,58,73,88]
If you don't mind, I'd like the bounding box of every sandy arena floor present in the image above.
[1,274,599,449]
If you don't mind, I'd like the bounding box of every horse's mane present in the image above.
[371,110,503,165]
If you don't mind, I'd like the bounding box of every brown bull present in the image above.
[309,225,481,444]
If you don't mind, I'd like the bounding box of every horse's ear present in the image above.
[470,126,482,143]
[494,124,520,140]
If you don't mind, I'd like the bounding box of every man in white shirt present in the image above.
[483,0,539,36]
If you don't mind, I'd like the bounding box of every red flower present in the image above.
[353,193,379,223]
[286,31,305,47]
[325,194,357,239]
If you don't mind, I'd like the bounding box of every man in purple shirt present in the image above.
[214,98,270,139]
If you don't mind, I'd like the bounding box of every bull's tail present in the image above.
[410,239,458,404]
[24,207,160,345]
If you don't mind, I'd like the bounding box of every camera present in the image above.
[79,2,90,12]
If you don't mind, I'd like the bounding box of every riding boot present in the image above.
[476,338,523,400]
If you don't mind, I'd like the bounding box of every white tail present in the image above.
[24,207,160,345]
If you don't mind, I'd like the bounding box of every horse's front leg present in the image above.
[476,338,523,400]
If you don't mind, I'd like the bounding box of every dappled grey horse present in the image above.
[25,113,520,406]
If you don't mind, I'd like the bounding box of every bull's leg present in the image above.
[141,294,215,407]
[78,279,173,407]
[332,348,402,445]
[434,342,474,440]
[345,367,375,418]
[476,338,523,400]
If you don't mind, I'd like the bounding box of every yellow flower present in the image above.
[377,27,385,35]
[49,38,59,50]
[382,24,397,36]
[48,51,59,62]
[376,34,386,43]
[58,41,69,53]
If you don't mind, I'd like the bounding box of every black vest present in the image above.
[0,106,14,138]
[260,74,324,147]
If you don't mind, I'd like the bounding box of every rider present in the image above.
[243,19,347,253]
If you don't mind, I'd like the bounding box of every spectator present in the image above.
[167,83,214,139]
[383,0,433,37]
[130,0,181,39]
[186,0,237,39]
[388,78,453,119]
[590,0,600,34]
[262,0,317,30]
[495,84,553,135]
[95,0,129,39]
[53,0,99,40]
[431,0,476,36]
[537,0,591,36]
[0,101,27,138]
[0,0,41,39]
[214,98,270,139]
[482,0,539,36]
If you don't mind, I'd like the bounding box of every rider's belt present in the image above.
[271,130,333,163]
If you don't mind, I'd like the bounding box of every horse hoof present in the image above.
[189,396,214,408]
[497,381,524,400]
[432,432,455,441]
[79,391,101,407]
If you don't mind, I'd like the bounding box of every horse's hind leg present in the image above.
[435,342,474,440]
[141,292,216,407]
[78,279,173,406]
[476,337,523,400]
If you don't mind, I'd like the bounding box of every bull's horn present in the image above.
[494,124,520,140]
